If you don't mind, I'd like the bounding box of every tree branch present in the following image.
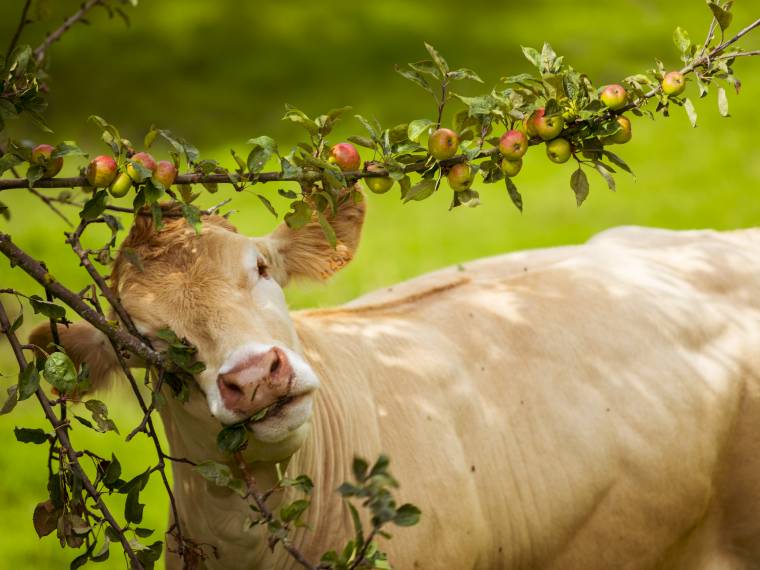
[34,0,105,63]
[6,0,33,59]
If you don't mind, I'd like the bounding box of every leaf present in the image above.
[317,211,337,248]
[353,457,369,483]
[408,60,440,79]
[355,114,381,140]
[85,399,119,434]
[33,500,59,538]
[29,295,66,320]
[284,200,312,230]
[256,194,277,217]
[593,162,616,192]
[180,203,202,235]
[14,427,48,444]
[505,177,523,212]
[102,454,122,488]
[51,141,86,159]
[280,499,310,523]
[144,126,159,148]
[424,42,449,75]
[394,66,432,94]
[279,474,313,495]
[18,363,40,400]
[217,424,248,454]
[672,26,691,54]
[402,178,435,203]
[707,1,733,31]
[246,136,278,174]
[26,164,45,186]
[570,168,590,207]
[683,97,698,127]
[0,385,18,415]
[601,151,635,177]
[447,68,483,83]
[0,153,22,176]
[394,503,421,527]
[407,119,433,143]
[80,189,108,221]
[717,86,729,117]
[347,135,376,149]
[282,106,318,135]
[123,471,150,524]
[521,46,542,68]
[277,188,298,199]
[43,352,79,395]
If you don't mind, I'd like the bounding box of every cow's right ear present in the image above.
[29,321,119,392]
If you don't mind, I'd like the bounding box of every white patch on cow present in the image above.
[211,342,320,442]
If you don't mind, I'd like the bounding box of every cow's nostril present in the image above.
[221,377,243,395]
[269,352,281,375]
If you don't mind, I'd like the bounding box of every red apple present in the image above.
[602,116,632,145]
[153,160,178,188]
[600,84,627,110]
[447,162,473,192]
[126,152,158,181]
[526,108,564,141]
[661,71,686,96]
[31,144,63,177]
[498,130,528,160]
[328,143,361,171]
[85,155,118,187]
[428,128,460,161]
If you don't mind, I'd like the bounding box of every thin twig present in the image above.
[34,0,105,63]
[29,188,73,226]
[6,0,33,59]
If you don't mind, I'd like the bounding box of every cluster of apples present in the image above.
[86,152,178,197]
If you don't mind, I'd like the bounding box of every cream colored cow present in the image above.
[32,195,760,570]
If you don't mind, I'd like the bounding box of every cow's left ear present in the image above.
[257,187,366,285]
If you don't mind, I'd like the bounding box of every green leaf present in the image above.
[43,352,78,394]
[707,2,733,31]
[51,141,86,159]
[403,178,436,203]
[123,471,150,524]
[447,68,483,83]
[102,454,122,488]
[246,136,278,174]
[408,60,440,79]
[394,65,432,94]
[424,42,449,76]
[277,188,298,200]
[85,399,119,434]
[355,114,381,140]
[26,164,45,186]
[180,203,202,235]
[284,200,312,230]
[717,86,729,117]
[0,153,22,176]
[280,499,310,523]
[217,424,248,454]
[521,46,542,68]
[282,106,318,135]
[144,126,159,148]
[18,363,40,400]
[407,119,433,143]
[14,426,48,444]
[279,474,314,495]
[505,177,523,212]
[347,135,376,150]
[570,168,590,207]
[317,211,337,248]
[29,295,66,320]
[683,97,698,127]
[394,503,421,527]
[601,151,634,177]
[0,385,18,415]
[257,194,277,217]
[593,162,616,192]
[673,26,691,54]
[80,189,108,221]
[353,457,369,483]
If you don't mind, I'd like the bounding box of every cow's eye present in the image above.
[257,257,269,279]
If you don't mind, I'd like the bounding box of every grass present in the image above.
[0,0,759,567]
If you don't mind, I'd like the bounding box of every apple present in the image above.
[328,143,361,171]
[602,116,632,145]
[428,128,460,161]
[153,160,178,188]
[31,144,63,177]
[85,155,118,187]
[447,162,473,192]
[109,172,133,198]
[661,71,686,96]
[546,138,572,164]
[126,152,158,181]
[364,164,393,194]
[526,108,564,141]
[500,158,523,177]
[498,130,528,160]
[600,84,627,110]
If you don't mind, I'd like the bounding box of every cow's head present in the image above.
[30,191,365,459]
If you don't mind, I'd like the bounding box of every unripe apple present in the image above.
[526,108,564,141]
[447,162,473,192]
[31,144,63,177]
[546,138,572,164]
[661,71,686,96]
[328,143,361,171]
[85,155,118,187]
[427,128,460,161]
[109,172,133,198]
[126,152,158,181]
[602,116,632,145]
[364,164,393,194]
[153,160,178,188]
[600,84,628,110]
[500,158,523,178]
[498,130,528,160]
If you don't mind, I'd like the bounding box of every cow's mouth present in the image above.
[245,391,309,425]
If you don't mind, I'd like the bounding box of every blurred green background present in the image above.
[1,0,759,567]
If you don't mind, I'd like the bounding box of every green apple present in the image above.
[109,172,133,198]
[602,116,632,145]
[527,108,564,141]
[661,71,686,96]
[428,128,460,161]
[600,84,627,110]
[546,138,572,164]
[364,164,393,194]
[126,152,158,181]
[328,142,361,171]
[498,130,528,160]
[31,144,63,177]
[447,162,473,192]
[85,155,118,187]
[500,158,523,177]
[153,160,178,188]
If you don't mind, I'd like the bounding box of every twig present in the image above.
[29,188,73,227]
[6,0,33,59]
[0,299,145,570]
[34,0,105,64]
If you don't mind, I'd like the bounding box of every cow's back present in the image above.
[292,227,760,569]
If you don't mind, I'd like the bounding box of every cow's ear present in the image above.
[29,321,119,392]
[259,187,366,284]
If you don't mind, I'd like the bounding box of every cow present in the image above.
[30,192,760,570]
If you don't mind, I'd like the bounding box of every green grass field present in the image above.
[1,0,759,567]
